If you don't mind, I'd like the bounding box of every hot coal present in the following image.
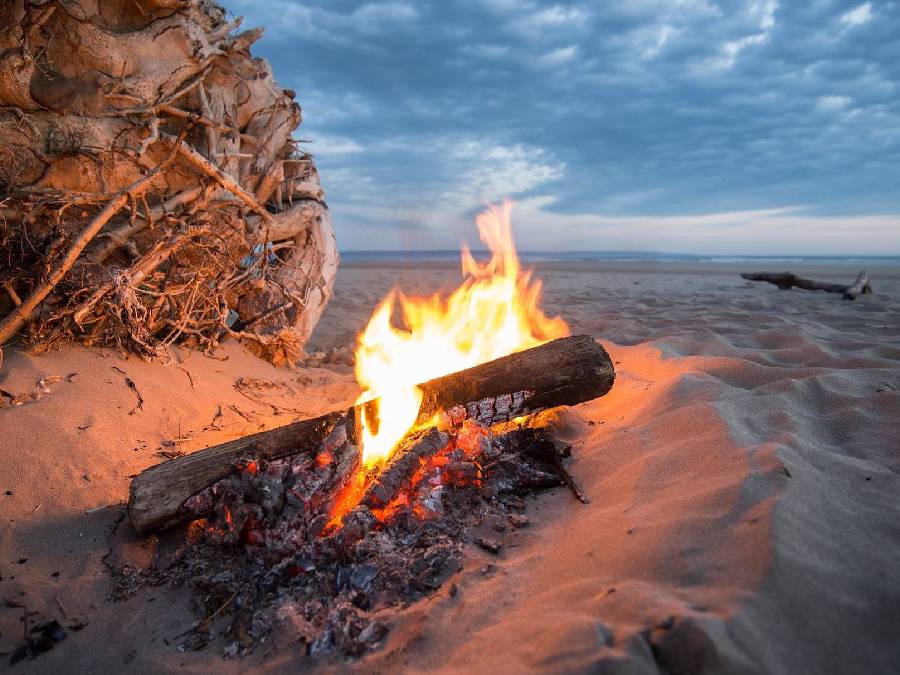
[111,420,573,660]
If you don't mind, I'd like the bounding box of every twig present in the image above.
[174,589,238,639]
[227,404,255,423]
[157,103,230,133]
[196,83,219,159]
[177,365,195,389]
[164,134,273,223]
[113,366,145,415]
[91,187,205,263]
[535,444,589,504]
[74,224,210,324]
[3,282,22,306]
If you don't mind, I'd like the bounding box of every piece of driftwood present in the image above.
[741,271,872,300]
[0,1,338,364]
[128,334,615,533]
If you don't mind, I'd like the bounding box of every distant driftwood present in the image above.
[741,271,872,300]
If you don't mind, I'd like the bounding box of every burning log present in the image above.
[128,334,614,533]
[741,270,872,300]
[361,428,450,510]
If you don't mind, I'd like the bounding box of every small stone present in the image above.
[358,621,387,644]
[475,537,501,554]
[350,564,378,592]
[508,514,529,529]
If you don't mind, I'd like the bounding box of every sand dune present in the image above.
[1,262,898,673]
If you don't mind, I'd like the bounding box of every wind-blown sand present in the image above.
[1,262,898,674]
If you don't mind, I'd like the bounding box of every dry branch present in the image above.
[168,136,273,224]
[741,270,872,300]
[128,335,615,533]
[89,187,205,263]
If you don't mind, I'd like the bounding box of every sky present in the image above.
[222,0,900,255]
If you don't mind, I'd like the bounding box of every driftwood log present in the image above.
[128,334,615,533]
[0,1,337,365]
[741,271,872,300]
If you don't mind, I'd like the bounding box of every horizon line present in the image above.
[339,249,900,258]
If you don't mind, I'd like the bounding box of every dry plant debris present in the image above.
[0,0,337,365]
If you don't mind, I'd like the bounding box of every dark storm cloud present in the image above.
[223,0,900,253]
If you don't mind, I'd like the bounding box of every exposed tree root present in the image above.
[0,1,338,365]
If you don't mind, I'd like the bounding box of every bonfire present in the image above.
[122,203,615,657]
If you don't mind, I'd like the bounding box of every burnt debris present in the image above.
[111,418,575,660]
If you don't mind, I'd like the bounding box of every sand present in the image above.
[1,261,898,673]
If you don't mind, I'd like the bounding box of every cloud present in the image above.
[693,0,779,71]
[221,0,900,254]
[460,44,511,59]
[840,3,873,27]
[817,95,851,112]
[224,0,418,41]
[495,198,900,255]
[533,44,579,69]
[477,0,535,14]
[446,142,565,205]
[305,134,364,157]
[351,2,418,32]
[638,24,675,60]
[509,5,588,36]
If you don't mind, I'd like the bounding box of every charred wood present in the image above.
[128,335,615,533]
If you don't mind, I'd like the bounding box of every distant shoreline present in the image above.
[340,250,900,266]
[338,258,900,280]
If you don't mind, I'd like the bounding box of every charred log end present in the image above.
[127,410,350,534]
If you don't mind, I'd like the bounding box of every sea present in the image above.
[341,251,900,266]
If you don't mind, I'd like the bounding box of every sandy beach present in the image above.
[1,261,899,674]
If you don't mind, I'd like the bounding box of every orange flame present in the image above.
[354,201,568,467]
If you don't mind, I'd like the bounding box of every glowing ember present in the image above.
[354,201,569,467]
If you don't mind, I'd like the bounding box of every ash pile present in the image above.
[114,417,577,660]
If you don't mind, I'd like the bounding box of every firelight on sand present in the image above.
[353,201,569,467]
